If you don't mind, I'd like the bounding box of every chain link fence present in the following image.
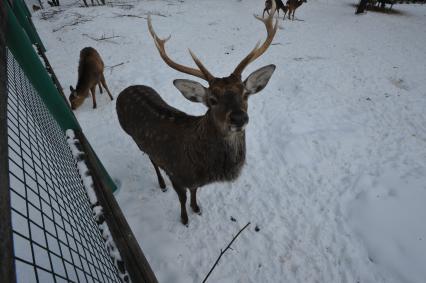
[1,1,158,282]
[6,48,123,283]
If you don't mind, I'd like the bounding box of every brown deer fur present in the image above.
[263,0,288,19]
[117,10,278,225]
[69,47,113,110]
[285,0,306,20]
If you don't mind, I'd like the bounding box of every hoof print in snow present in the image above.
[230,216,237,222]
[255,225,260,232]
[366,97,371,101]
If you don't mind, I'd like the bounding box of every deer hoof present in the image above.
[191,205,201,215]
[93,105,97,109]
[181,215,188,226]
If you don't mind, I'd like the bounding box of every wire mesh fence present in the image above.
[6,47,122,283]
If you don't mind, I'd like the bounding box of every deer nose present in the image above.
[229,110,249,127]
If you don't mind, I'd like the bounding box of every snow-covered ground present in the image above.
[31,0,426,282]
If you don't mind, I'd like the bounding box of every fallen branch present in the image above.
[83,33,121,42]
[149,11,168,17]
[53,14,93,32]
[106,3,134,10]
[113,13,147,19]
[40,9,64,20]
[202,222,251,283]
[105,61,129,74]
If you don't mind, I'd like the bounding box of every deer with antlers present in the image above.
[285,0,307,20]
[116,3,279,225]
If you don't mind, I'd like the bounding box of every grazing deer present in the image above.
[116,4,279,225]
[69,47,113,110]
[263,0,288,19]
[285,0,307,20]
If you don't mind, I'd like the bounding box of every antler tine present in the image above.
[147,15,213,82]
[232,1,279,78]
[188,49,215,82]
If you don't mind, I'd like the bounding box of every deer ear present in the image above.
[173,79,208,105]
[243,64,276,95]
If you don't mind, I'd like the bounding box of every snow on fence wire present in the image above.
[5,48,124,282]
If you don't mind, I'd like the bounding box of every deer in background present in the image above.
[116,3,279,225]
[263,0,288,19]
[285,0,307,20]
[69,47,113,110]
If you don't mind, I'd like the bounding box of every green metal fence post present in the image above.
[10,0,46,51]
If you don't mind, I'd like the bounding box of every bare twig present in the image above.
[202,222,251,283]
[149,11,168,17]
[105,61,129,74]
[83,33,121,42]
[106,3,134,10]
[40,9,64,20]
[112,13,146,19]
[53,14,93,32]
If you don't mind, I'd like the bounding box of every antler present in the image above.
[147,15,214,82]
[232,1,279,78]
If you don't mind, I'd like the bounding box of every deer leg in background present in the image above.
[98,83,103,94]
[100,74,114,100]
[90,86,97,108]
[171,181,188,225]
[292,10,295,20]
[150,158,166,191]
[190,188,201,215]
[263,8,269,17]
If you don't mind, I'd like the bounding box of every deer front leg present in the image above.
[171,181,188,225]
[150,158,166,191]
[292,10,295,20]
[90,86,97,108]
[98,83,103,94]
[190,187,201,215]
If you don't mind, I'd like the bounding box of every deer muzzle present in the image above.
[229,110,249,131]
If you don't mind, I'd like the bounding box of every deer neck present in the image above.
[193,112,246,179]
[76,77,92,97]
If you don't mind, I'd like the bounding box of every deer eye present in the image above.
[208,97,218,106]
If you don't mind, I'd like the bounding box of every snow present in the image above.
[65,129,130,282]
[31,0,426,282]
[65,129,98,206]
